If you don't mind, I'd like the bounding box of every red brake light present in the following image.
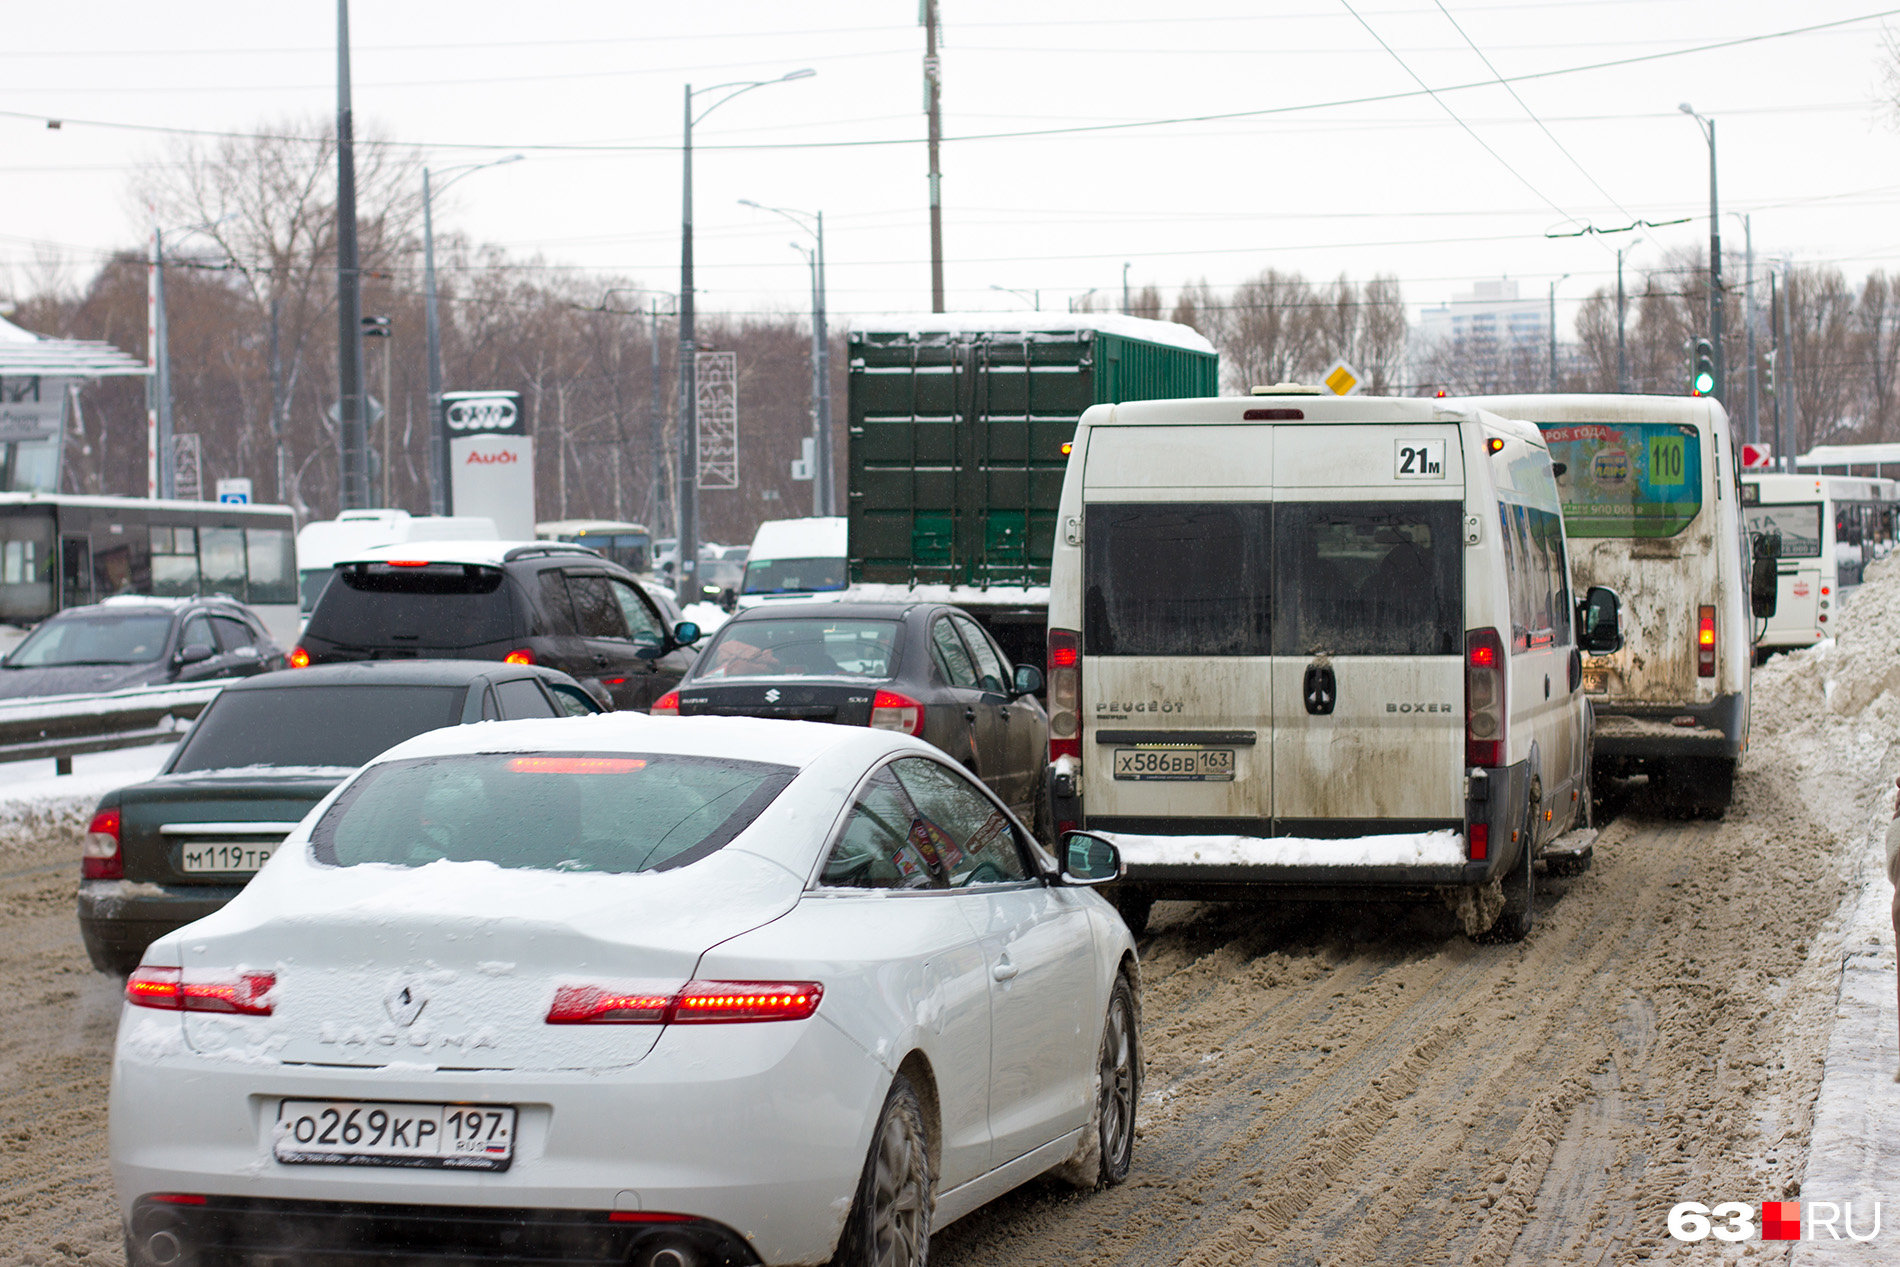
[507,757,646,774]
[1465,628,1506,769]
[1048,627,1081,763]
[547,980,822,1025]
[1821,586,1831,596]
[126,966,276,1015]
[503,648,535,666]
[83,806,122,880]
[1469,822,1489,861]
[385,559,430,567]
[287,646,310,669]
[1697,605,1716,677]
[650,690,681,717]
[869,689,925,737]
[147,1194,207,1206]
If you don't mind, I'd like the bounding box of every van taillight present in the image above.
[1468,822,1489,861]
[1465,628,1505,769]
[1048,628,1080,763]
[82,806,122,880]
[1697,605,1716,677]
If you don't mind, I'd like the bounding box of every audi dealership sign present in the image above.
[444,390,534,537]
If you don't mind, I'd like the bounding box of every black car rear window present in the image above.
[169,685,467,773]
[312,753,796,873]
[306,563,515,649]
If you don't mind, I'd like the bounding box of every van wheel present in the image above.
[1480,800,1536,944]
[1110,889,1153,937]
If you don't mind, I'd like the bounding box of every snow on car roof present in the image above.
[367,710,933,771]
[339,540,597,567]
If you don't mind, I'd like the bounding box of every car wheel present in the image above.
[1093,975,1141,1186]
[834,1073,932,1267]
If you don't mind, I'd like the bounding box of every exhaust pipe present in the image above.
[645,1243,698,1267]
[144,1228,186,1267]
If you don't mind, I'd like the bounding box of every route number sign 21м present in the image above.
[1395,440,1445,479]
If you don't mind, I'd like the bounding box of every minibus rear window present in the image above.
[1084,504,1272,656]
[1744,504,1821,559]
[1273,502,1463,657]
[1540,422,1703,538]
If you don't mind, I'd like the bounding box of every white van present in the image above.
[295,510,497,616]
[1046,390,1622,942]
[1472,395,1763,814]
[737,516,848,609]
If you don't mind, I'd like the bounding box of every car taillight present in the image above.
[503,648,535,666]
[125,966,276,1016]
[869,689,925,737]
[1048,627,1080,763]
[1466,627,1506,769]
[287,646,310,669]
[1697,605,1716,677]
[547,980,822,1025]
[1468,821,1489,861]
[82,806,122,880]
[650,690,681,717]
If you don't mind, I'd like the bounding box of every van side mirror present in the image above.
[1750,532,1781,619]
[1060,831,1122,886]
[1012,663,1044,697]
[1576,586,1623,655]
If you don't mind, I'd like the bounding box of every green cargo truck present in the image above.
[847,315,1218,670]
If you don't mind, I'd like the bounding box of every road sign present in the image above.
[215,478,252,504]
[1740,443,1773,469]
[326,396,385,427]
[1322,361,1361,396]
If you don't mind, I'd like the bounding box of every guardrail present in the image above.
[0,682,225,775]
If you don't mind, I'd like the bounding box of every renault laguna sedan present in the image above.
[110,714,1140,1267]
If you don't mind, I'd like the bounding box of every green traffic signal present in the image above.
[1693,368,1715,395]
[1690,338,1715,397]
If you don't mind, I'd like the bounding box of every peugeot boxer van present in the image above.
[1046,390,1622,941]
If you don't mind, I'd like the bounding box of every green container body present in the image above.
[848,327,1218,588]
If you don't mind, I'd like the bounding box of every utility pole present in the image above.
[1769,269,1782,469]
[1681,104,1723,404]
[924,0,945,313]
[1615,246,1630,393]
[269,296,287,504]
[1122,262,1131,315]
[334,0,369,510]
[1547,274,1570,392]
[651,299,667,534]
[1779,265,1798,472]
[1742,214,1758,445]
[146,225,174,499]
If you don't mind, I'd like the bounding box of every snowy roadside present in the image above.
[0,744,172,866]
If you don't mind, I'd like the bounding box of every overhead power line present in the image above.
[1,8,1893,155]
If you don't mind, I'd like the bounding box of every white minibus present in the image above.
[1046,390,1622,942]
[1742,474,1899,654]
[1473,395,1762,814]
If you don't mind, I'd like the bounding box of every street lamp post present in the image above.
[1681,103,1723,405]
[423,154,522,515]
[990,284,1039,311]
[739,199,831,517]
[146,215,235,500]
[1548,273,1571,391]
[599,287,677,534]
[1615,238,1643,393]
[678,70,814,599]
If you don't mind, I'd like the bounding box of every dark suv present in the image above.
[295,542,701,711]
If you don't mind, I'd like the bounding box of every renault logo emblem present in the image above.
[385,982,428,1028]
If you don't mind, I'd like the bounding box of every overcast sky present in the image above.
[2,1,1898,335]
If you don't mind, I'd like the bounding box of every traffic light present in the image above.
[361,315,391,338]
[1690,338,1714,396]
[1762,349,1776,397]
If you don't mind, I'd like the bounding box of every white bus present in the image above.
[535,519,653,575]
[1742,473,1900,654]
[0,493,300,647]
[1046,390,1622,942]
[1472,395,1764,814]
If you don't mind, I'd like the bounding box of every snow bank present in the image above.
[1107,828,1465,869]
[0,744,172,864]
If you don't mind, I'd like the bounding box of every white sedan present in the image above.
[109,714,1140,1267]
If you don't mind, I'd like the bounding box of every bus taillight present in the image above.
[1697,606,1716,677]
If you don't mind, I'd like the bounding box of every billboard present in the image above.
[445,390,534,538]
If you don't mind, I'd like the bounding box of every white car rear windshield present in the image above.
[311,753,796,873]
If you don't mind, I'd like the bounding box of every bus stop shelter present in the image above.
[0,314,150,494]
